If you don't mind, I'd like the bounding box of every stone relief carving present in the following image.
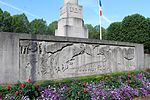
[123,48,134,60]
[20,41,42,54]
[19,40,136,81]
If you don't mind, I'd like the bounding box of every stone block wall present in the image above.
[0,32,144,83]
[144,54,150,68]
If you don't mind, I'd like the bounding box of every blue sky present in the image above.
[0,0,150,28]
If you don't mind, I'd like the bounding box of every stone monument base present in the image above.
[0,32,144,83]
[55,18,88,38]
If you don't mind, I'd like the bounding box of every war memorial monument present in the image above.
[0,0,144,83]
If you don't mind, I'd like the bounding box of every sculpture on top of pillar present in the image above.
[55,0,88,38]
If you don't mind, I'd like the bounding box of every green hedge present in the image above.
[35,69,147,87]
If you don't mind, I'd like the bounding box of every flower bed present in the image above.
[1,69,150,100]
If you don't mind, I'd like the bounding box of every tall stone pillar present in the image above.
[55,0,88,38]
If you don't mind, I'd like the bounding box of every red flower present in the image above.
[15,91,19,96]
[20,90,23,93]
[83,83,86,87]
[7,85,11,90]
[84,89,87,93]
[20,85,22,88]
[77,92,80,95]
[21,83,26,87]
[28,79,31,83]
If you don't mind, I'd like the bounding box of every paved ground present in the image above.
[133,95,150,100]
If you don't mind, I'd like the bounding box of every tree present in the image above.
[94,25,106,40]
[47,21,58,35]
[106,22,123,41]
[12,13,29,33]
[106,14,150,53]
[144,18,150,53]
[121,14,149,43]
[86,24,106,39]
[0,8,2,15]
[0,10,13,32]
[30,19,47,34]
[121,14,150,53]
[0,8,3,31]
[86,24,96,39]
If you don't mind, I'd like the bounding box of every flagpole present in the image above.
[98,0,102,40]
[99,14,102,40]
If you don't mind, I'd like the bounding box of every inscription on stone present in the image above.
[70,7,81,14]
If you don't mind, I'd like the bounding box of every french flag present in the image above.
[99,0,102,16]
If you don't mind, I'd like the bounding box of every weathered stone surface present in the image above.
[0,32,144,83]
[19,40,137,81]
[55,0,88,38]
[144,54,150,68]
[0,33,19,83]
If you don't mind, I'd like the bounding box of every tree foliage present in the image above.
[144,18,150,53]
[0,9,50,35]
[0,8,3,31]
[86,24,106,39]
[12,14,30,33]
[106,22,123,41]
[0,10,12,32]
[94,25,106,39]
[47,21,58,35]
[29,19,47,34]
[122,14,149,43]
[106,14,150,53]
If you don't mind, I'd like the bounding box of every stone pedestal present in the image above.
[0,32,145,83]
[55,0,88,38]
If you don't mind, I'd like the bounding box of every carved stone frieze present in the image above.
[19,40,136,81]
